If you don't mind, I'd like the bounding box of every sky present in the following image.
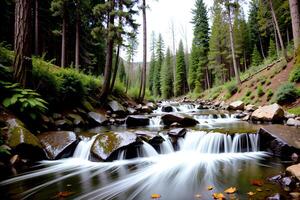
[121,0,248,62]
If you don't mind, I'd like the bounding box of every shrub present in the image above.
[289,64,300,83]
[226,82,237,96]
[266,89,273,101]
[245,90,251,97]
[274,83,299,104]
[208,86,222,100]
[257,84,265,97]
[288,106,300,116]
[259,76,266,85]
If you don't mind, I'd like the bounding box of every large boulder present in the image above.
[161,106,174,113]
[229,101,244,110]
[126,115,150,126]
[37,131,78,159]
[108,100,126,115]
[6,119,45,160]
[245,104,258,112]
[286,164,300,181]
[161,114,198,127]
[251,104,284,123]
[92,131,140,161]
[88,112,108,125]
[141,106,152,114]
[286,118,300,127]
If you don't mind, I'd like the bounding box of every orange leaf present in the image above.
[57,191,74,198]
[224,187,237,194]
[247,191,256,196]
[151,193,161,199]
[212,192,226,199]
[250,179,264,186]
[207,185,214,190]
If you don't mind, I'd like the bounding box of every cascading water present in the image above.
[159,133,174,154]
[148,116,162,127]
[139,141,159,157]
[72,135,98,160]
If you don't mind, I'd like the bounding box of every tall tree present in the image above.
[289,0,300,51]
[125,34,138,93]
[118,59,126,84]
[153,34,164,97]
[34,0,39,55]
[175,40,188,96]
[13,0,33,87]
[148,32,156,94]
[161,48,173,99]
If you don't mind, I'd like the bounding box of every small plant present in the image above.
[274,83,299,105]
[259,76,266,85]
[266,79,271,86]
[245,90,251,97]
[257,84,265,97]
[266,89,273,101]
[289,64,300,83]
[226,82,237,96]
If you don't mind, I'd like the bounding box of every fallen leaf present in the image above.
[207,185,214,190]
[256,188,262,192]
[247,191,256,196]
[212,192,226,199]
[151,194,161,199]
[224,187,237,194]
[57,191,75,198]
[250,179,264,186]
[194,193,202,198]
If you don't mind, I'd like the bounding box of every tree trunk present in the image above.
[13,0,33,87]
[273,21,280,57]
[61,10,66,67]
[269,0,287,60]
[34,0,39,55]
[287,28,290,47]
[75,10,80,70]
[139,0,147,101]
[110,46,120,91]
[289,0,300,51]
[227,2,241,85]
[258,34,266,59]
[100,0,115,100]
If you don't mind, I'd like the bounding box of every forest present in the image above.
[0,0,300,199]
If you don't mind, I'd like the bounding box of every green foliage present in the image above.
[127,87,140,101]
[153,34,164,97]
[274,83,299,104]
[0,43,14,65]
[160,48,173,99]
[112,80,126,97]
[0,81,48,120]
[259,76,267,85]
[225,82,238,96]
[251,46,262,66]
[266,89,273,101]
[207,86,222,100]
[289,64,300,83]
[118,60,126,84]
[288,106,300,116]
[268,38,276,60]
[245,90,251,97]
[257,84,264,97]
[175,41,188,96]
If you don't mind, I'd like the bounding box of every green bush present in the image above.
[288,106,300,116]
[226,82,237,96]
[274,83,299,104]
[257,84,265,97]
[245,90,251,97]
[266,89,273,101]
[289,64,300,83]
[259,76,266,85]
[128,87,140,101]
[207,86,222,100]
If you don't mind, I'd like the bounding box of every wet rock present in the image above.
[127,107,137,115]
[286,164,300,181]
[67,113,84,126]
[245,104,258,112]
[170,122,181,128]
[135,130,163,144]
[162,105,174,113]
[92,131,140,161]
[6,119,45,160]
[280,177,295,188]
[290,192,300,199]
[229,101,244,110]
[291,153,299,161]
[285,112,296,119]
[168,128,187,137]
[242,114,250,121]
[126,115,150,126]
[267,193,282,200]
[37,131,78,159]
[161,114,198,127]
[146,102,157,110]
[286,118,300,127]
[115,118,126,125]
[251,104,284,123]
[141,106,152,114]
[108,100,126,115]
[235,112,247,119]
[88,112,108,125]
[268,174,282,182]
[54,119,73,129]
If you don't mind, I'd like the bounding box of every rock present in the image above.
[54,119,73,129]
[67,113,84,126]
[141,106,152,114]
[286,118,300,127]
[229,101,244,110]
[245,104,258,112]
[146,102,157,110]
[37,131,78,159]
[268,174,282,182]
[6,119,45,160]
[280,177,295,188]
[267,193,281,200]
[290,192,300,199]
[251,104,284,123]
[127,107,137,115]
[162,106,174,112]
[285,112,296,119]
[168,128,187,137]
[108,100,126,115]
[115,118,126,125]
[219,101,229,110]
[88,112,108,125]
[291,153,299,161]
[235,112,247,119]
[135,130,163,144]
[126,116,150,126]
[53,113,62,119]
[170,122,181,128]
[161,114,198,127]
[286,164,300,181]
[92,131,140,161]
[10,154,20,166]
[242,114,250,121]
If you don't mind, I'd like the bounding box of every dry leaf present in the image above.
[151,194,161,199]
[256,188,262,192]
[57,191,75,198]
[194,193,202,198]
[247,191,256,196]
[224,187,237,194]
[250,179,264,186]
[207,185,214,190]
[212,192,226,199]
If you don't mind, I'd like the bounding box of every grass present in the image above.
[288,106,300,116]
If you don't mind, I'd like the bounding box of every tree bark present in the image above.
[258,34,266,59]
[227,2,241,85]
[34,0,39,55]
[269,0,287,60]
[61,4,66,67]
[289,0,300,51]
[100,0,115,100]
[139,0,147,101]
[273,20,280,57]
[75,10,80,70]
[13,0,33,87]
[110,46,120,90]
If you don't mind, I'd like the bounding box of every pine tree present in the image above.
[161,48,173,99]
[175,41,188,96]
[251,46,263,66]
[268,38,276,59]
[190,0,210,91]
[118,60,126,84]
[148,32,156,94]
[153,34,164,97]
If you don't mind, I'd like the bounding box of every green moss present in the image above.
[8,126,41,148]
[96,132,120,154]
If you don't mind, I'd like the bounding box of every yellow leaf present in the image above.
[224,187,237,194]
[207,185,214,190]
[212,192,226,199]
[256,188,262,192]
[151,193,161,199]
[247,191,256,196]
[194,193,202,198]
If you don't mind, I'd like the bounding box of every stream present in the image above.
[0,102,291,199]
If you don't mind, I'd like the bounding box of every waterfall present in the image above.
[149,116,162,127]
[73,135,98,160]
[159,133,174,154]
[194,113,238,125]
[139,141,159,157]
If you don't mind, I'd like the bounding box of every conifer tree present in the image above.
[153,34,164,97]
[160,48,173,99]
[175,41,188,96]
[268,38,276,59]
[251,46,263,66]
[118,60,126,84]
[148,32,156,94]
